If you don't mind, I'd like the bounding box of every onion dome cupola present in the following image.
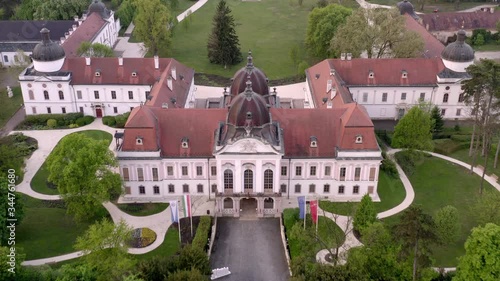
[397,0,419,19]
[31,28,66,73]
[88,0,111,19]
[230,51,269,96]
[441,30,475,73]
[228,80,271,127]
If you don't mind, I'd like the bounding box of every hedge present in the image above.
[395,150,429,176]
[17,113,95,130]
[102,112,131,128]
[192,216,212,252]
[434,139,470,155]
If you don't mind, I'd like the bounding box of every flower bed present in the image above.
[129,228,157,248]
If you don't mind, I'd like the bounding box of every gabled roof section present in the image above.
[306,60,353,109]
[121,106,160,152]
[419,10,500,32]
[0,20,76,42]
[126,106,157,128]
[404,14,445,59]
[338,103,378,150]
[61,13,106,58]
[342,103,374,127]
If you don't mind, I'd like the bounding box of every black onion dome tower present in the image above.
[228,80,271,127]
[397,0,419,19]
[441,30,475,73]
[32,28,66,73]
[88,0,111,19]
[230,51,269,97]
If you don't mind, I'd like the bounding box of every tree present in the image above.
[430,106,444,133]
[434,206,460,244]
[392,106,434,151]
[46,133,122,221]
[167,269,206,281]
[75,219,134,281]
[134,0,172,56]
[353,194,377,234]
[331,8,424,59]
[306,4,352,59]
[474,33,485,46]
[470,189,500,227]
[0,179,24,246]
[77,42,115,57]
[173,245,211,276]
[56,263,98,281]
[393,206,438,281]
[0,246,25,280]
[116,0,135,28]
[32,0,88,20]
[454,223,500,281]
[207,0,242,67]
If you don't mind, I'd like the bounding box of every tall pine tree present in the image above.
[207,0,242,67]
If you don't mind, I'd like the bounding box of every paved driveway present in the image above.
[211,218,289,281]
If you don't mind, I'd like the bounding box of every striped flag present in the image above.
[183,195,191,218]
[310,200,318,224]
[169,200,179,223]
[298,196,306,219]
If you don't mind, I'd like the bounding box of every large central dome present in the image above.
[230,51,269,96]
[228,80,270,127]
[31,28,66,73]
[441,30,474,72]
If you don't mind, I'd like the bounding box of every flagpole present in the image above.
[177,200,181,243]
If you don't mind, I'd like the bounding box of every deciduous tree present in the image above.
[470,189,500,226]
[207,0,242,67]
[454,223,500,281]
[434,205,460,244]
[46,133,122,221]
[353,194,377,234]
[31,0,88,20]
[331,8,424,59]
[116,0,135,28]
[134,0,172,56]
[167,268,206,281]
[392,106,434,151]
[306,4,352,59]
[77,42,114,57]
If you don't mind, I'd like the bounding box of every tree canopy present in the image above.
[434,205,460,244]
[353,194,377,234]
[77,42,115,57]
[134,0,173,56]
[14,0,88,20]
[306,4,352,59]
[331,8,424,58]
[46,133,122,222]
[0,179,24,246]
[207,0,242,67]
[392,106,434,151]
[115,0,135,28]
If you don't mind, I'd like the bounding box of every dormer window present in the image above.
[368,71,374,79]
[136,136,143,145]
[310,136,318,148]
[355,135,363,144]
[131,71,137,77]
[95,71,101,77]
[401,70,408,78]
[246,111,252,120]
[181,137,189,149]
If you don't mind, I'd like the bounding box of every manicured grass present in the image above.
[473,43,500,52]
[0,86,23,128]
[16,195,110,260]
[173,0,200,17]
[319,170,406,216]
[366,0,488,13]
[131,226,181,260]
[401,156,497,267]
[449,147,500,181]
[115,202,170,216]
[31,130,113,195]
[168,0,359,79]
[283,208,345,260]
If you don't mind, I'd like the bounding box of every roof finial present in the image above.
[457,30,466,43]
[245,79,253,100]
[40,28,51,43]
[246,50,253,67]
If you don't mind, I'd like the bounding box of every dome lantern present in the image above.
[441,30,474,72]
[31,28,66,73]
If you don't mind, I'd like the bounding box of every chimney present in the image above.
[171,67,176,80]
[69,28,74,36]
[347,53,352,60]
[82,13,87,21]
[78,19,83,26]
[74,15,79,22]
[331,88,336,100]
[167,76,173,91]
[60,37,65,44]
[327,101,333,109]
[65,32,69,39]
[490,7,494,13]
[154,55,159,69]
[118,56,123,66]
[326,79,332,93]
[72,24,77,31]
[340,53,346,60]
[85,57,91,66]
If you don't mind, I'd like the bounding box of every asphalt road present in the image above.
[211,218,289,281]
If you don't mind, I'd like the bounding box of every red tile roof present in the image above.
[306,60,353,109]
[62,13,106,58]
[419,10,500,32]
[404,14,445,59]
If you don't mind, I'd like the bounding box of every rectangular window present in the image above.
[61,107,66,114]
[419,92,425,101]
[111,91,117,99]
[354,167,361,181]
[44,91,49,100]
[181,166,188,176]
[458,93,465,103]
[125,186,131,195]
[443,94,449,103]
[77,90,82,99]
[168,184,174,193]
[153,186,160,194]
[382,92,388,102]
[294,184,301,193]
[340,167,346,181]
[32,107,37,114]
[456,109,461,116]
[28,90,34,100]
[211,184,217,193]
[128,91,133,100]
[369,167,376,181]
[309,184,315,193]
[338,185,345,194]
[211,166,217,176]
[59,91,64,100]
[310,166,316,176]
[295,166,302,176]
[122,168,129,181]
[113,107,118,114]
[47,107,51,114]
[79,107,84,114]
[196,166,203,176]
[94,91,99,99]
[183,184,189,193]
[353,185,360,194]
[139,186,145,194]
[323,184,330,193]
[401,92,407,100]
[280,184,287,193]
[197,184,203,193]
[167,166,173,176]
[137,168,144,181]
[152,168,158,181]
[281,166,287,176]
[441,109,446,116]
[362,92,368,103]
[324,166,331,176]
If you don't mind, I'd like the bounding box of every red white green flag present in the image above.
[183,195,191,218]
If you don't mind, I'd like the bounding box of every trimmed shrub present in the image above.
[83,115,95,125]
[102,116,115,126]
[450,135,471,142]
[381,158,399,178]
[17,113,84,130]
[46,119,57,128]
[69,124,79,128]
[395,150,426,176]
[434,139,470,155]
[75,117,86,127]
[192,216,212,252]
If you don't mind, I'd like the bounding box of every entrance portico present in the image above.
[216,195,282,218]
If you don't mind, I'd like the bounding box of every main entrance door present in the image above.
[95,107,103,118]
[240,198,257,219]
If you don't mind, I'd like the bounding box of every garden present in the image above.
[0,132,37,184]
[16,113,95,130]
[102,111,131,128]
[115,202,170,216]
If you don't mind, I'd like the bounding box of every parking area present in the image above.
[211,218,289,281]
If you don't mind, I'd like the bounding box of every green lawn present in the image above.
[16,195,110,260]
[0,86,23,128]
[131,226,181,260]
[31,130,113,195]
[449,147,500,182]
[319,170,406,216]
[473,43,500,52]
[168,0,359,79]
[366,0,489,13]
[115,202,170,216]
[401,156,497,267]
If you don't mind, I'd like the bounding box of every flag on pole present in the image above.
[169,200,179,223]
[183,195,191,218]
[298,196,306,219]
[310,200,318,224]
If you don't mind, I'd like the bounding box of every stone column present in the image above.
[233,198,240,218]
[257,197,264,218]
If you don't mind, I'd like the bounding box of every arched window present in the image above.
[223,198,233,209]
[224,170,233,190]
[43,90,49,100]
[264,169,273,191]
[244,169,253,191]
[443,93,449,103]
[264,198,274,209]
